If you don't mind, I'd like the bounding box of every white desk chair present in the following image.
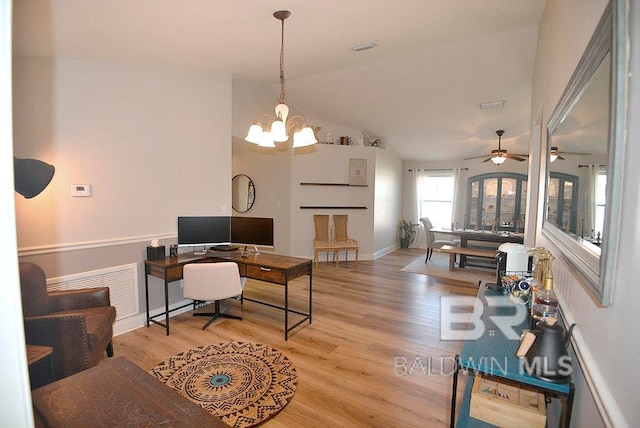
[183,262,246,330]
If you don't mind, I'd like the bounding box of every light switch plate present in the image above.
[71,184,92,197]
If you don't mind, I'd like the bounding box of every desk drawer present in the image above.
[166,266,184,282]
[246,265,286,284]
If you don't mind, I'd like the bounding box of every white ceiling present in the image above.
[12,0,547,160]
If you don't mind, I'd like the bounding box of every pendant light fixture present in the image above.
[245,10,317,149]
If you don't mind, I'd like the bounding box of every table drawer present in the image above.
[246,265,286,284]
[166,266,184,282]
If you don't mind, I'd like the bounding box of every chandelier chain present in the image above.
[278,16,286,103]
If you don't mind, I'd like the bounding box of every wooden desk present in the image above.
[144,252,313,340]
[32,356,228,427]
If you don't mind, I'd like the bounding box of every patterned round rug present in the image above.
[150,342,297,427]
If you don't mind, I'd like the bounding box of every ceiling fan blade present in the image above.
[464,154,492,160]
[505,153,526,161]
[560,151,592,156]
[557,155,566,160]
[481,156,492,163]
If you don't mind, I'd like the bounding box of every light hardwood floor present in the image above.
[114,248,479,427]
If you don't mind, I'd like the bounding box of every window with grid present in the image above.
[418,174,454,229]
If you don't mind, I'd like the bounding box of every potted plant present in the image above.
[401,220,419,248]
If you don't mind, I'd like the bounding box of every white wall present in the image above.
[232,136,292,254]
[532,1,639,426]
[373,140,404,256]
[1,0,34,423]
[290,143,377,260]
[14,56,233,316]
[14,57,232,249]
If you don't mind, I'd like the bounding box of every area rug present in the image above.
[402,251,496,285]
[150,342,297,428]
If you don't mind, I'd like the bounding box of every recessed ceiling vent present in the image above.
[479,99,505,109]
[351,42,377,52]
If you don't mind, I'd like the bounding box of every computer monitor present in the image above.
[177,216,231,249]
[231,217,274,248]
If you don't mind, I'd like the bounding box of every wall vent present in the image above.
[47,263,139,321]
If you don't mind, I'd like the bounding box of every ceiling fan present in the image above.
[465,130,527,164]
[549,146,592,162]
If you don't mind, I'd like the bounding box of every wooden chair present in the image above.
[332,214,359,265]
[420,217,458,263]
[313,214,337,265]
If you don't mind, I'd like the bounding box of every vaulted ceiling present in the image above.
[12,0,547,160]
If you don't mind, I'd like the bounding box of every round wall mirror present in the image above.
[232,174,255,213]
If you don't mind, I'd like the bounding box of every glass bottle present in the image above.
[528,248,545,313]
[532,254,559,321]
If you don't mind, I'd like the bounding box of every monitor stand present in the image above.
[241,246,260,258]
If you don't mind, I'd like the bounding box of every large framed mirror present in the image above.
[232,174,255,213]
[543,1,625,306]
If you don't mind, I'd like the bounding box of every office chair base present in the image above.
[193,301,242,330]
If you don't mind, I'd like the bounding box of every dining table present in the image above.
[430,228,524,267]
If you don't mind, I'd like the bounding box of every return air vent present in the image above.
[47,263,139,321]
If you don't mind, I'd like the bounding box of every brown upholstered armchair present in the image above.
[19,262,116,384]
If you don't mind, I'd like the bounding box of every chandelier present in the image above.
[245,10,317,148]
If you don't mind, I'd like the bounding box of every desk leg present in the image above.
[560,382,575,428]
[144,270,150,328]
[309,269,313,324]
[164,278,170,336]
[284,280,289,341]
[450,354,459,428]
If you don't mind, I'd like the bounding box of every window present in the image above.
[418,174,454,229]
[594,171,607,237]
[547,172,579,234]
[467,173,528,232]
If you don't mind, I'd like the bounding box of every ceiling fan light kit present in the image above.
[549,146,591,162]
[464,129,527,164]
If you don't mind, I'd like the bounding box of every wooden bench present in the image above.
[439,245,498,271]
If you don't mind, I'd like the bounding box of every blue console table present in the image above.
[450,285,575,427]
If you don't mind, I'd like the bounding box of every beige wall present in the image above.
[14,56,233,323]
[532,0,639,426]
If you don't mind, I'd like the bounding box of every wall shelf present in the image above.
[300,182,368,187]
[300,206,367,210]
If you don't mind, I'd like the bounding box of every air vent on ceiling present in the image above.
[479,100,505,109]
[351,42,377,52]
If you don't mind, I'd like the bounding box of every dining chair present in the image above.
[420,217,458,263]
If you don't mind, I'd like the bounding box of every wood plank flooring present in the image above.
[113,248,480,427]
